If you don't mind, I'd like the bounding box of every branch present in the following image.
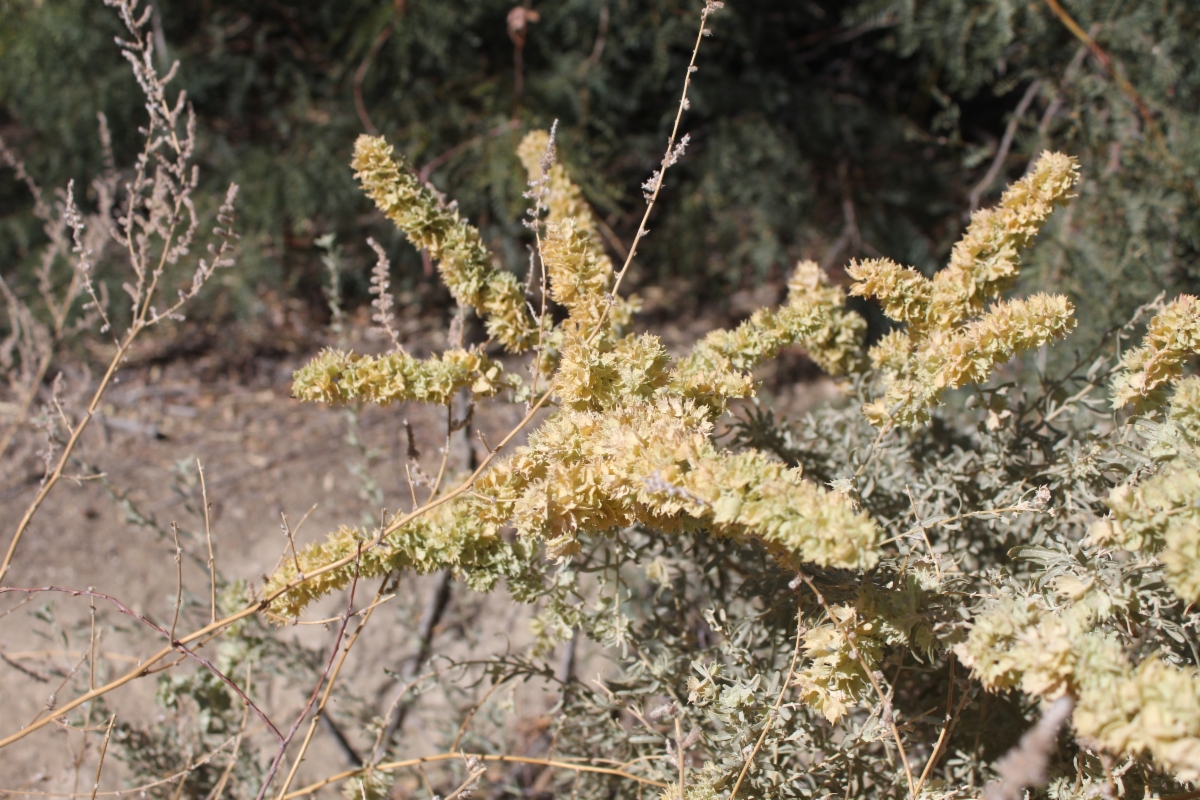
[0,585,281,741]
[256,547,364,800]
[279,752,669,799]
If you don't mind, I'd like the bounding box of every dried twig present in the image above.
[280,752,668,799]
[198,459,217,624]
[275,572,388,799]
[969,80,1041,213]
[0,0,240,585]
[0,382,550,751]
[371,568,453,762]
[88,715,116,800]
[728,599,805,800]
[257,546,364,800]
[0,585,280,741]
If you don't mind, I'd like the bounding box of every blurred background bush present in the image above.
[2,0,1197,355]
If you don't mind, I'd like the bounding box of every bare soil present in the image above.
[0,291,835,796]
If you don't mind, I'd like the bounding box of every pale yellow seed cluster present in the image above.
[291,347,515,407]
[672,261,866,412]
[555,331,671,412]
[352,135,537,351]
[476,395,879,566]
[518,129,637,339]
[795,571,940,722]
[848,152,1080,427]
[274,132,882,621]
[268,394,880,617]
[1089,376,1200,604]
[1110,294,1200,409]
[785,260,868,376]
[540,217,619,334]
[956,588,1200,781]
[793,605,884,723]
[262,499,532,620]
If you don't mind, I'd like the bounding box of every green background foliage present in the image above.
[3,0,1196,348]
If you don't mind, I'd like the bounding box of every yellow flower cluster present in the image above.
[273,130,882,621]
[957,589,1200,782]
[263,500,536,620]
[291,347,515,407]
[1110,294,1200,409]
[475,395,879,565]
[848,152,1080,427]
[352,135,537,351]
[268,394,880,617]
[672,261,866,411]
[795,572,940,722]
[517,130,636,346]
[1089,377,1200,604]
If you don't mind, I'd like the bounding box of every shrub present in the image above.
[1,3,1198,800]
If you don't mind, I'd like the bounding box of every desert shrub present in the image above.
[0,2,1199,800]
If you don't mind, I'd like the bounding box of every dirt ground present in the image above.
[0,289,837,796]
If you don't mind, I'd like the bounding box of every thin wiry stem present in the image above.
[275,578,390,799]
[88,715,116,800]
[0,585,281,742]
[0,384,550,751]
[279,752,668,800]
[255,547,364,800]
[198,459,217,624]
[585,1,718,344]
[728,599,805,800]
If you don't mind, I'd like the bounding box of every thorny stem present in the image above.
[728,600,805,800]
[797,572,917,798]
